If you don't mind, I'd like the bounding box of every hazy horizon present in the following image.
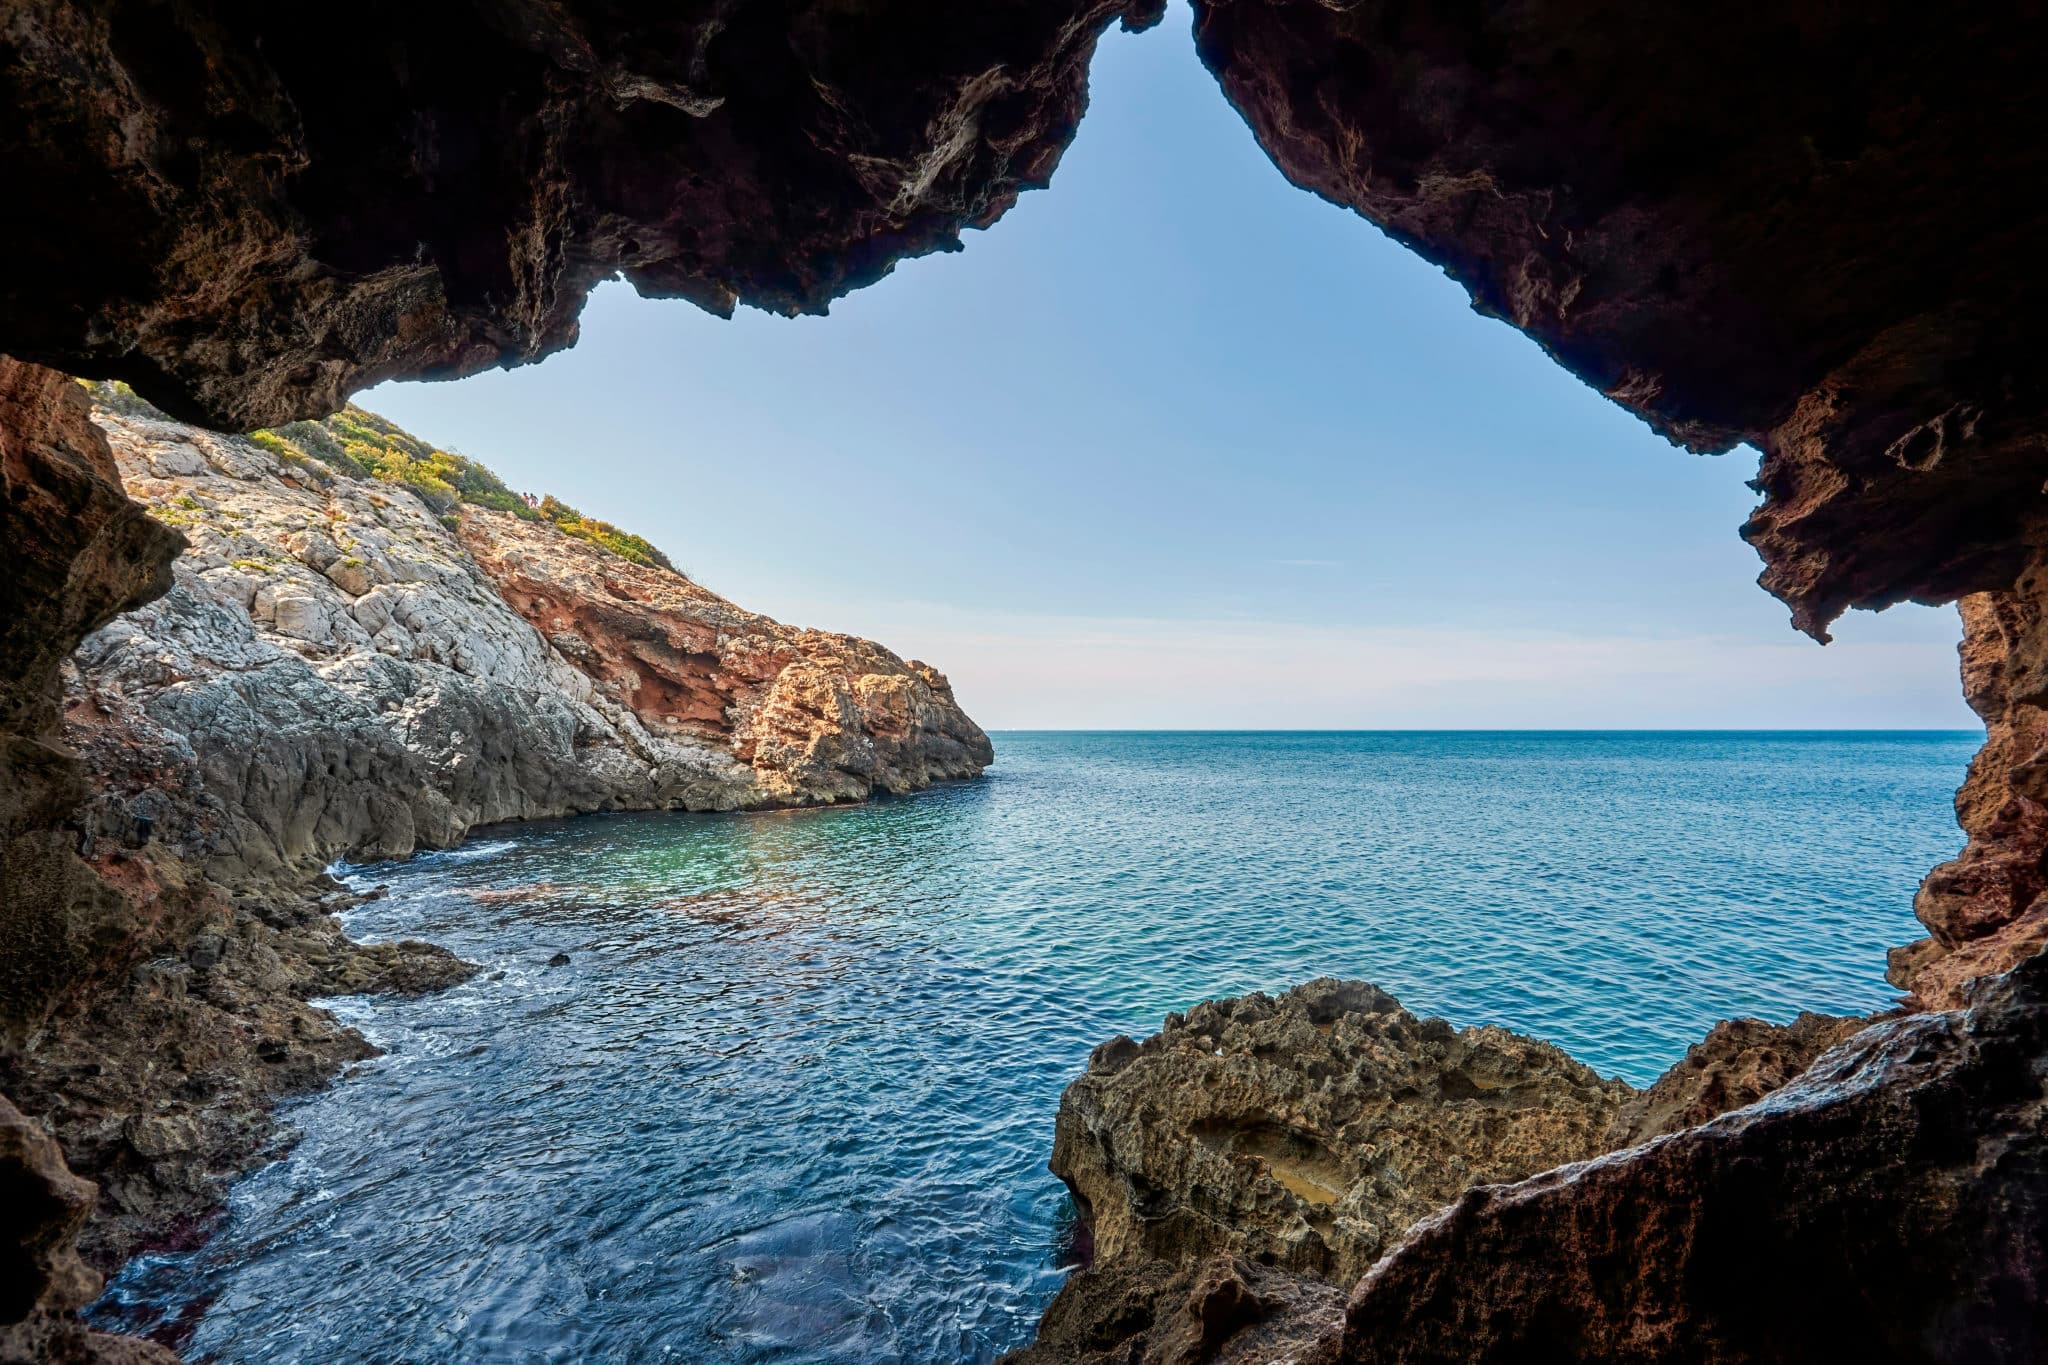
[364,1,1976,733]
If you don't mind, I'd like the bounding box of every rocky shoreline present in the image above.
[1,383,993,1356]
[1001,981,1879,1365]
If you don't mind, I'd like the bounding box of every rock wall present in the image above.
[0,361,183,1046]
[1893,533,2048,1009]
[461,509,993,807]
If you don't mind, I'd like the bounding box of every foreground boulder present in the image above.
[1339,952,2048,1363]
[1006,979,1635,1363]
[1010,959,2044,1364]
[1008,983,1892,1364]
[1052,980,1631,1285]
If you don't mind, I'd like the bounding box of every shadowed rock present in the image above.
[0,1095,177,1363]
[1337,952,2048,1364]
[0,0,1165,431]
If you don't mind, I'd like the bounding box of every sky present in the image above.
[364,3,1975,731]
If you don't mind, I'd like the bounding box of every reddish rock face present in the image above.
[1893,535,2048,1008]
[459,508,993,804]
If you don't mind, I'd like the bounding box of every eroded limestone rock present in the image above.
[1336,953,2048,1364]
[461,508,994,807]
[1604,1009,1872,1147]
[1010,990,1881,1364]
[1894,532,2048,1008]
[1007,980,1633,1363]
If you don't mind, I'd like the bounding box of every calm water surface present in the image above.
[94,731,1976,1362]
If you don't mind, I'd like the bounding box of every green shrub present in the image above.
[536,495,675,571]
[77,378,166,419]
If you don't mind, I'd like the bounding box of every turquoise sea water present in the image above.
[94,731,1977,1362]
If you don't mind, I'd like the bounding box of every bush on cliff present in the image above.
[83,381,679,575]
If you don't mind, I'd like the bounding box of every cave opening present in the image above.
[4,0,2046,1361]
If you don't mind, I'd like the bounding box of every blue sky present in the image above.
[365,3,1973,730]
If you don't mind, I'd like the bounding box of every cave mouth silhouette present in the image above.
[4,0,2047,1360]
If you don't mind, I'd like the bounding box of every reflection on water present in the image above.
[91,731,1975,1362]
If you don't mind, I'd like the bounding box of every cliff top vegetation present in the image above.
[85,379,676,572]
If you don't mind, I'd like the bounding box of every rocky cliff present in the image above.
[65,391,991,884]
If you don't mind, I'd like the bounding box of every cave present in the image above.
[3,0,2046,1360]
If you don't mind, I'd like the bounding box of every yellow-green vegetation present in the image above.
[77,377,158,419]
[257,407,677,571]
[532,495,674,572]
[231,558,273,573]
[81,378,679,573]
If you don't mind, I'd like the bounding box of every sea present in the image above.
[90,730,1978,1363]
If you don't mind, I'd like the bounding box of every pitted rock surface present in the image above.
[1009,989,1879,1364]
[1050,980,1630,1287]
[1334,952,2048,1364]
[1603,1009,1870,1147]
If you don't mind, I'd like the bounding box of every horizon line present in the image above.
[979,726,1984,735]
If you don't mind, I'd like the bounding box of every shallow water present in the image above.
[93,731,1976,1362]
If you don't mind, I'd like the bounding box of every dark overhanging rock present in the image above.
[1187,0,2048,638]
[0,0,1166,431]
